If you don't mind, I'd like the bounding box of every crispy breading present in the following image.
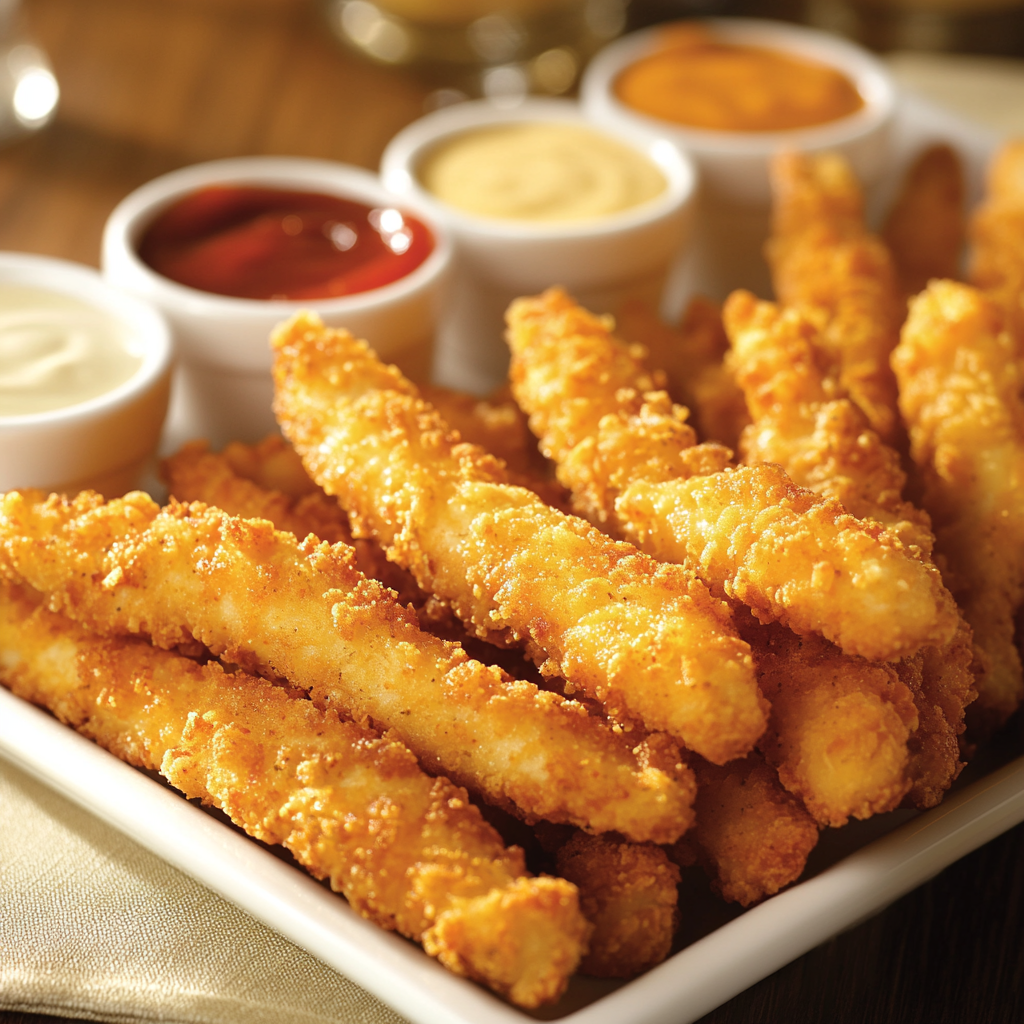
[0,582,589,1008]
[969,139,1024,345]
[723,290,932,555]
[506,288,958,664]
[0,490,695,843]
[767,151,904,443]
[616,297,750,451]
[671,754,820,907]
[162,439,428,611]
[725,290,975,803]
[741,619,917,825]
[893,280,1024,733]
[271,313,766,765]
[883,144,966,297]
[554,832,680,978]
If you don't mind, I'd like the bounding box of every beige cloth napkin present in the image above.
[3,50,1024,1024]
[0,757,408,1024]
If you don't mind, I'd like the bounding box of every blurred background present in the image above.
[0,0,1018,279]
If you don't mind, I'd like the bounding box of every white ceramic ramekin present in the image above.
[380,98,697,394]
[0,252,172,497]
[102,157,453,448]
[581,19,897,303]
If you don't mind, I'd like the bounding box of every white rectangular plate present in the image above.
[0,86,1018,1024]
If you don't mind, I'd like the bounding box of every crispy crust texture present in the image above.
[893,280,1024,733]
[0,489,695,843]
[969,140,1024,345]
[554,832,680,978]
[506,287,958,664]
[674,754,820,907]
[0,582,589,1008]
[767,150,904,444]
[271,312,766,766]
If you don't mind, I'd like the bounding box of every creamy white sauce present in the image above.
[0,285,142,417]
[418,122,666,223]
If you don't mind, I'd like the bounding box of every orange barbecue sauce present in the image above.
[614,26,864,133]
[138,186,434,300]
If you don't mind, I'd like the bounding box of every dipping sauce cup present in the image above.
[0,252,171,496]
[380,98,696,394]
[103,157,452,448]
[581,19,896,304]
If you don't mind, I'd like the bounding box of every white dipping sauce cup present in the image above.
[0,252,172,497]
[102,157,452,449]
[581,19,896,306]
[380,98,697,395]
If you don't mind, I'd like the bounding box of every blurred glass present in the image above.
[0,0,58,143]
[325,0,629,100]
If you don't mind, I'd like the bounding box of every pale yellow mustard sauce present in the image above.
[418,122,666,222]
[0,285,142,417]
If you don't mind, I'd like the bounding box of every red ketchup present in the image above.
[137,185,434,300]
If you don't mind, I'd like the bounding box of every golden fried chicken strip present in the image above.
[742,619,917,825]
[162,439,427,611]
[616,297,750,451]
[725,290,975,804]
[767,151,904,443]
[969,139,1024,344]
[883,144,966,298]
[0,491,694,843]
[272,313,765,765]
[669,754,819,907]
[553,832,680,978]
[893,280,1024,732]
[506,288,958,663]
[0,582,588,1008]
[723,290,932,555]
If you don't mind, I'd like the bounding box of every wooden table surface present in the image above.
[2,1,1023,1022]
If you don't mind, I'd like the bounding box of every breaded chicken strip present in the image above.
[553,832,680,978]
[883,144,966,298]
[969,139,1024,345]
[725,291,976,805]
[272,313,766,765]
[162,439,427,612]
[506,288,958,664]
[893,280,1024,732]
[0,490,694,843]
[616,297,750,451]
[723,290,932,555]
[767,151,904,444]
[0,582,588,1008]
[741,620,917,825]
[669,754,820,907]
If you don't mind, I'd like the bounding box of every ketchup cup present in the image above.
[103,157,452,449]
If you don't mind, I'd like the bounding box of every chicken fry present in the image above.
[0,490,694,843]
[271,313,766,765]
[723,290,932,554]
[893,280,1024,733]
[506,287,958,664]
[162,439,427,611]
[553,832,680,978]
[969,139,1024,344]
[724,290,975,805]
[767,150,904,443]
[883,144,966,297]
[616,296,750,451]
[669,754,820,907]
[0,581,588,1008]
